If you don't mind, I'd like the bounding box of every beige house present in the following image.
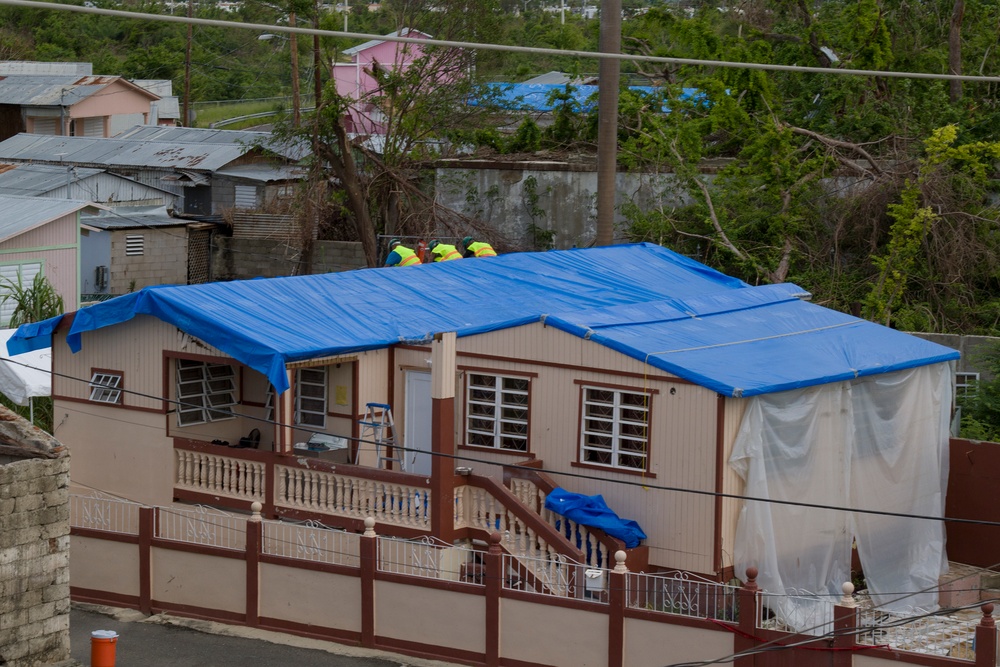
[15,243,959,625]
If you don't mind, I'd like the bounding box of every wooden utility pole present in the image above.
[290,11,301,127]
[595,0,622,246]
[183,0,192,126]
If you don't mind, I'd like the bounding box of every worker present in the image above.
[427,239,463,262]
[384,238,422,267]
[461,236,497,258]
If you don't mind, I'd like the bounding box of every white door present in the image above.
[403,371,433,475]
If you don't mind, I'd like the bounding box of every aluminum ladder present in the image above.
[357,403,402,469]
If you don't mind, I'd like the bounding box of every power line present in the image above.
[2,0,1000,84]
[5,353,998,530]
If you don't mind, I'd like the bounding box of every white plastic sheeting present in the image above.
[0,328,50,405]
[730,362,953,632]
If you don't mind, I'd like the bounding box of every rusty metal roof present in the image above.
[0,162,103,196]
[0,133,257,171]
[113,125,309,161]
[0,74,155,106]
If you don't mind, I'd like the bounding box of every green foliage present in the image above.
[0,273,64,328]
[958,343,1000,441]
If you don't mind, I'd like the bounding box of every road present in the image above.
[70,605,459,667]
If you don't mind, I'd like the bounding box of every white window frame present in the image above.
[0,262,43,327]
[89,372,123,404]
[125,234,144,256]
[465,373,529,451]
[579,386,650,471]
[175,359,237,426]
[956,371,980,397]
[295,367,327,428]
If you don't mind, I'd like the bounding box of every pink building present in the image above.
[332,29,432,135]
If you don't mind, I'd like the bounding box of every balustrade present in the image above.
[175,448,265,502]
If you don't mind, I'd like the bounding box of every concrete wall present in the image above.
[211,237,366,281]
[910,333,999,380]
[110,228,189,293]
[0,456,70,667]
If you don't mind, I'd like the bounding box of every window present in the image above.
[175,359,237,426]
[295,367,327,428]
[956,372,980,397]
[465,373,529,451]
[0,262,42,326]
[125,234,144,256]
[89,372,122,404]
[579,386,650,471]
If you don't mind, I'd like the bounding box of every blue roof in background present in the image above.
[9,243,958,396]
[483,83,703,112]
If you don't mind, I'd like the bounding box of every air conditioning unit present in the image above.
[95,265,109,291]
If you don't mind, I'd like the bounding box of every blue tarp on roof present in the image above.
[8,243,958,396]
[483,83,703,112]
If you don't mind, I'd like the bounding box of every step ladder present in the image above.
[357,403,402,470]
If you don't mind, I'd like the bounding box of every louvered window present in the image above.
[125,234,144,256]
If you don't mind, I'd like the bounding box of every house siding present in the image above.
[0,212,80,313]
[396,322,720,574]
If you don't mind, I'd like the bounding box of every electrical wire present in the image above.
[1,0,999,84]
[6,352,1000,531]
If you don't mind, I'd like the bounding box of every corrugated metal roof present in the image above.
[82,207,194,230]
[0,195,95,242]
[342,28,430,56]
[0,74,156,106]
[0,133,254,171]
[0,163,102,197]
[113,125,309,160]
[216,164,307,182]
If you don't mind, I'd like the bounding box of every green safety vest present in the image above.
[395,246,421,267]
[468,241,497,257]
[431,244,462,261]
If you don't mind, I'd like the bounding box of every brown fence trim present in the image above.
[150,539,248,560]
[374,571,488,594]
[624,607,733,630]
[71,587,140,609]
[70,527,139,543]
[374,636,484,667]
[258,617,361,645]
[149,601,246,624]
[259,554,360,577]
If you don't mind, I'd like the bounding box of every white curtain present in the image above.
[730,362,953,630]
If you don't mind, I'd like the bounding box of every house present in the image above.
[131,80,182,126]
[0,162,178,208]
[0,127,306,216]
[332,28,433,134]
[10,243,959,627]
[0,195,101,325]
[0,406,70,667]
[0,72,160,141]
[79,208,218,297]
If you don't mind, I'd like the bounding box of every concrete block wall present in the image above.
[111,229,189,293]
[0,456,70,667]
[211,238,366,281]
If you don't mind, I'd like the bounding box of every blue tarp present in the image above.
[481,83,704,112]
[544,488,647,549]
[8,243,958,396]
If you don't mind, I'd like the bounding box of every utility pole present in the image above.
[289,10,301,127]
[314,0,322,106]
[595,0,621,246]
[183,0,192,126]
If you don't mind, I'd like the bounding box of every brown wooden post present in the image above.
[734,567,759,667]
[138,506,153,615]
[607,550,628,667]
[832,582,858,667]
[975,603,996,667]
[484,532,502,667]
[430,332,456,543]
[245,502,263,628]
[360,517,377,649]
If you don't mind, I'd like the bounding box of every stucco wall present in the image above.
[0,456,70,667]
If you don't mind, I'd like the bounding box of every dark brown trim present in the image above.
[714,394,725,576]
[431,396,455,543]
[374,570,487,594]
[457,365,538,378]
[624,606,734,630]
[359,534,376,648]
[499,586,609,611]
[374,636,483,667]
[607,570,625,667]
[149,601,246,624]
[54,394,165,414]
[271,507,430,539]
[70,527,139,543]
[172,489,262,516]
[570,460,658,479]
[71,587,140,609]
[485,537,501,667]
[243,400,266,408]
[258,617,361,645]
[245,519,261,627]
[395,344,694,385]
[326,410,354,419]
[139,506,153,614]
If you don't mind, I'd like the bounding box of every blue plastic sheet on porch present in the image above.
[544,487,647,549]
[9,243,958,396]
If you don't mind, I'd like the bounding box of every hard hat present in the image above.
[428,239,440,250]
[462,236,473,248]
[389,238,401,248]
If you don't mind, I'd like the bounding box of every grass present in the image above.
[192,100,290,128]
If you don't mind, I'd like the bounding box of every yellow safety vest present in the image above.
[395,246,421,267]
[431,244,462,261]
[468,241,497,257]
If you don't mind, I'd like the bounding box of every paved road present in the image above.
[70,606,456,667]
